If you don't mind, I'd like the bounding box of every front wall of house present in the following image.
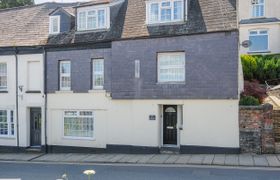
[111,32,239,99]
[17,54,45,147]
[239,0,280,20]
[239,23,280,54]
[0,55,17,146]
[47,93,239,149]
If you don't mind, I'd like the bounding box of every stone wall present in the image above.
[239,104,275,154]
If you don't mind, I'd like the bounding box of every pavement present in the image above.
[1,161,280,180]
[1,153,280,168]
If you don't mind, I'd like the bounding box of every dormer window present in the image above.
[49,16,60,34]
[252,0,265,18]
[77,6,110,31]
[146,0,185,25]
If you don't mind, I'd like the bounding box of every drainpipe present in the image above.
[43,47,48,153]
[15,47,19,150]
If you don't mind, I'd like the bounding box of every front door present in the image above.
[30,108,41,146]
[163,105,177,145]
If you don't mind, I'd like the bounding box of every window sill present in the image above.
[63,136,95,141]
[0,136,16,139]
[157,81,186,85]
[26,91,41,94]
[76,28,110,34]
[248,50,271,54]
[0,90,8,93]
[88,89,105,93]
[147,20,186,27]
[55,90,74,94]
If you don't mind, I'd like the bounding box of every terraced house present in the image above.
[0,0,241,154]
[239,0,280,54]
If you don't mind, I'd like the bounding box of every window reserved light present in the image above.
[77,6,109,31]
[0,63,7,91]
[49,16,60,34]
[249,30,268,52]
[59,61,71,91]
[92,59,104,89]
[0,110,15,137]
[64,110,94,138]
[146,0,184,24]
[252,0,265,17]
[158,52,185,83]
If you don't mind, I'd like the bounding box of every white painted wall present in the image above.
[240,23,280,54]
[239,0,280,54]
[48,92,239,149]
[239,0,280,20]
[0,55,17,146]
[17,54,45,147]
[0,54,45,148]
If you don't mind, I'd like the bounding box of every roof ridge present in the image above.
[0,2,74,13]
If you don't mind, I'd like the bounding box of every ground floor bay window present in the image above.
[63,110,94,139]
[0,110,14,137]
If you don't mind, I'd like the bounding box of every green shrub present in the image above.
[241,54,280,83]
[239,96,260,106]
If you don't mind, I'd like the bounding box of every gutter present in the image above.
[15,47,19,150]
[43,47,48,153]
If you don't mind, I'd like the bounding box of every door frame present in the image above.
[160,105,181,148]
[29,107,42,147]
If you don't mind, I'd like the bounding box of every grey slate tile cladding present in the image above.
[47,48,112,93]
[47,31,239,100]
[110,32,239,99]
[50,9,74,33]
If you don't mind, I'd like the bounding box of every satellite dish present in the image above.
[241,40,252,48]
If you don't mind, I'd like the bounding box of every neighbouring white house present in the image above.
[239,0,280,55]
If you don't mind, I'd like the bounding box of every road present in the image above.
[0,162,279,180]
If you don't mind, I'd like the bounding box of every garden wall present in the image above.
[239,104,275,154]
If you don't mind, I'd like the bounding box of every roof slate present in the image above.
[0,2,75,47]
[0,0,237,47]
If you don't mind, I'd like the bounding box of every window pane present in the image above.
[60,61,71,90]
[161,7,171,21]
[78,12,86,30]
[52,17,58,33]
[0,63,7,89]
[98,10,105,27]
[150,3,159,22]
[0,110,8,136]
[249,34,268,51]
[64,111,94,138]
[87,10,96,29]
[158,53,185,82]
[174,1,182,20]
[93,59,104,88]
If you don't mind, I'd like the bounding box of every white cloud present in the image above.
[34,0,88,4]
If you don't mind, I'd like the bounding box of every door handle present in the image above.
[166,126,174,129]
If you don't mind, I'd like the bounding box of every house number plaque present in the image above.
[149,115,156,120]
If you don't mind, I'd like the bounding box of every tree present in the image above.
[0,0,34,9]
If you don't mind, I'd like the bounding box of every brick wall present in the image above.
[239,104,275,154]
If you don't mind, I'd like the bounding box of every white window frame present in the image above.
[92,59,104,90]
[0,110,15,138]
[252,0,265,18]
[63,110,94,140]
[59,61,71,91]
[0,62,7,91]
[146,0,185,25]
[157,52,186,83]
[249,29,269,53]
[77,5,110,31]
[49,16,60,34]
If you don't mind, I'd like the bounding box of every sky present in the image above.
[34,0,88,4]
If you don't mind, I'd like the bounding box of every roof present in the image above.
[0,2,75,47]
[0,0,237,47]
[74,0,111,8]
[121,0,237,39]
[240,17,280,25]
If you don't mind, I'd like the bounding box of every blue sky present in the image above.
[34,0,87,4]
